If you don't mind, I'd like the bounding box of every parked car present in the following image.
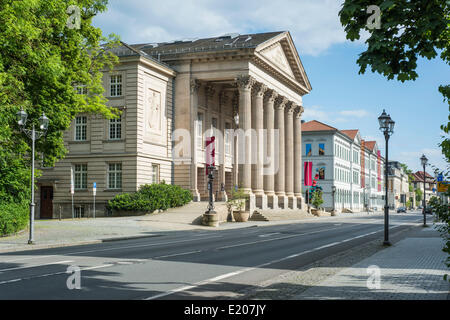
[417,205,423,210]
[424,206,433,215]
[397,207,406,213]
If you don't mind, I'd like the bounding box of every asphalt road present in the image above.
[0,211,425,300]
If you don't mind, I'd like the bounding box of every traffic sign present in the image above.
[437,181,448,193]
[93,182,97,196]
[70,167,74,195]
[437,174,444,182]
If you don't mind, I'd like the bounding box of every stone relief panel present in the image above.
[146,88,162,135]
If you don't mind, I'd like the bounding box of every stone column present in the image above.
[218,91,228,202]
[252,82,268,210]
[237,75,255,212]
[285,102,295,209]
[190,79,201,201]
[264,89,278,209]
[275,95,288,209]
[294,105,304,209]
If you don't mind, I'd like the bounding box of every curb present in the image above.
[0,233,162,254]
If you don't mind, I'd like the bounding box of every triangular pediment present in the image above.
[254,32,312,93]
[260,42,295,78]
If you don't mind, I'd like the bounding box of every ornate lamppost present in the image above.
[16,109,49,244]
[378,109,395,246]
[420,154,428,227]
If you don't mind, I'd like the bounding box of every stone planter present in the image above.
[233,211,250,222]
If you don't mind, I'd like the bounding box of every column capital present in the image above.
[252,82,268,98]
[190,79,201,94]
[285,101,296,114]
[236,75,256,91]
[274,96,289,110]
[264,89,279,103]
[294,105,304,118]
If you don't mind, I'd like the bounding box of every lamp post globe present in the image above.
[17,109,28,127]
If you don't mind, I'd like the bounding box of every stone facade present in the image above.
[36,32,312,218]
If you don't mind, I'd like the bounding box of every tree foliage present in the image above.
[0,0,119,204]
[339,0,450,159]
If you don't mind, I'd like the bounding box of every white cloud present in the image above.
[303,105,372,124]
[338,109,371,118]
[94,0,349,56]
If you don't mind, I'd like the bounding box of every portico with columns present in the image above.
[136,31,312,212]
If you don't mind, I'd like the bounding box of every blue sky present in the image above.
[93,0,449,173]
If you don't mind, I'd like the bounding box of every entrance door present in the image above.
[40,186,53,219]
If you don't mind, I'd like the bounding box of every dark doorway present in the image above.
[40,186,53,219]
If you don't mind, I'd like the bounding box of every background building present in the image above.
[387,161,410,209]
[412,171,437,206]
[301,120,385,212]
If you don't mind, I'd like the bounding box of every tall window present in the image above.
[109,115,122,140]
[318,167,325,180]
[196,113,203,149]
[74,164,87,190]
[319,143,325,156]
[108,163,122,189]
[211,117,218,138]
[110,74,122,97]
[225,122,231,155]
[151,164,159,183]
[306,143,312,156]
[75,116,87,141]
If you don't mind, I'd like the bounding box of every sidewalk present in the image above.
[294,225,450,300]
[0,203,388,254]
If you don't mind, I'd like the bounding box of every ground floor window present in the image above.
[74,164,87,190]
[152,164,160,183]
[108,163,122,189]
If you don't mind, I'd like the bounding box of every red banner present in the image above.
[205,136,215,175]
[304,162,313,186]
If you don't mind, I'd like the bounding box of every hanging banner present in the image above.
[205,136,215,175]
[304,161,313,186]
[70,167,74,195]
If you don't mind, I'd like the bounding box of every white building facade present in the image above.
[301,121,385,212]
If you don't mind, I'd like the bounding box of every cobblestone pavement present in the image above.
[294,225,449,300]
[239,222,449,300]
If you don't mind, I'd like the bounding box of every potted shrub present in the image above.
[311,189,324,216]
[230,187,250,222]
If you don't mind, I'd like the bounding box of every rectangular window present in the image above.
[318,167,325,180]
[110,74,122,97]
[306,144,312,157]
[74,164,87,190]
[76,85,88,95]
[225,122,231,155]
[109,115,122,140]
[108,163,122,189]
[319,143,325,156]
[75,116,87,141]
[197,113,203,149]
[151,164,160,184]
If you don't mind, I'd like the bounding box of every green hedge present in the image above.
[107,182,193,213]
[0,201,28,236]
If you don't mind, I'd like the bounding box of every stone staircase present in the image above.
[249,208,311,221]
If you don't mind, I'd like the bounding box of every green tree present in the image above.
[415,188,423,203]
[311,189,324,209]
[339,1,449,160]
[0,0,119,204]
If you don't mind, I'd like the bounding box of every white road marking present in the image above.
[144,220,422,300]
[0,235,223,264]
[0,260,74,273]
[258,233,281,238]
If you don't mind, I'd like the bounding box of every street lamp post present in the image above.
[228,112,239,222]
[420,154,428,227]
[378,109,395,246]
[16,109,49,244]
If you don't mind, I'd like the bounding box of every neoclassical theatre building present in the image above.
[37,31,312,218]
